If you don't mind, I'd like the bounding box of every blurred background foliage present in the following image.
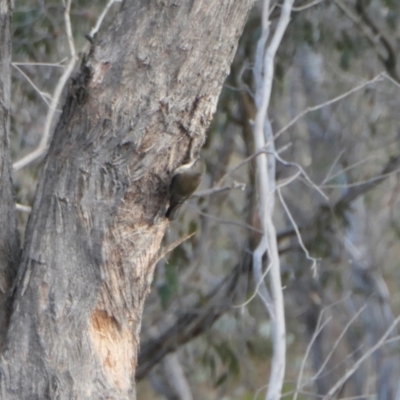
[10,0,400,399]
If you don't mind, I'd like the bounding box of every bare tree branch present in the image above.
[13,0,116,171]
[136,260,246,380]
[323,315,400,399]
[252,0,295,398]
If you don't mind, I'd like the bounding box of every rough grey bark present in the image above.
[0,1,254,399]
[0,0,19,347]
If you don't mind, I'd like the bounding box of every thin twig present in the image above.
[189,206,263,234]
[13,2,79,171]
[321,166,400,189]
[384,72,400,89]
[321,149,346,185]
[276,170,301,188]
[216,142,292,190]
[63,0,76,57]
[192,182,245,199]
[234,262,272,309]
[293,314,332,400]
[322,153,375,185]
[322,315,400,399]
[220,75,382,190]
[292,0,326,11]
[13,60,67,68]
[155,232,195,266]
[274,73,384,140]
[276,0,326,12]
[311,305,366,382]
[283,296,353,399]
[90,0,116,37]
[252,236,274,315]
[12,64,53,108]
[12,0,116,171]
[274,151,328,201]
[277,188,319,275]
[13,56,77,171]
[15,203,32,213]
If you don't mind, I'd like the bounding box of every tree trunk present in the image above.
[0,0,20,346]
[0,0,254,398]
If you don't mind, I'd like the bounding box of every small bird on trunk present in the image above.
[166,158,205,220]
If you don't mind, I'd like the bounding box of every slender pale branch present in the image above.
[323,315,400,399]
[13,0,116,171]
[12,64,53,107]
[219,74,382,191]
[252,0,294,399]
[274,73,383,140]
[13,57,77,171]
[13,60,67,68]
[63,0,76,57]
[293,314,332,400]
[90,0,116,37]
[277,188,318,275]
[15,204,32,213]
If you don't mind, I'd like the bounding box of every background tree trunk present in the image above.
[0,1,253,398]
[0,0,19,347]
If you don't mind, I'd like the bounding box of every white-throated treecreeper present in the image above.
[166,158,205,220]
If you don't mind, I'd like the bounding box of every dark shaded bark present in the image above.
[0,1,254,399]
[0,0,20,347]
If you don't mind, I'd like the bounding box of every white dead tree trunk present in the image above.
[252,0,294,399]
